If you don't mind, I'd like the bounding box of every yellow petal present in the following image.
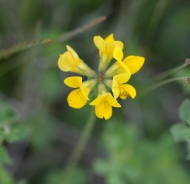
[66,45,79,61]
[123,56,145,74]
[113,73,131,85]
[120,84,136,99]
[105,34,114,43]
[104,101,112,120]
[106,93,121,107]
[117,60,131,76]
[80,84,90,100]
[67,89,87,108]
[64,76,82,88]
[120,95,127,100]
[95,103,104,119]
[112,78,120,99]
[58,51,77,72]
[94,98,112,120]
[90,95,103,106]
[113,41,124,50]
[113,46,123,61]
[94,36,105,51]
[91,93,121,120]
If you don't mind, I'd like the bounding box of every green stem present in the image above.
[62,107,96,184]
[151,63,187,82]
[139,77,189,97]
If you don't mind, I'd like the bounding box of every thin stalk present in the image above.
[62,107,96,184]
[0,16,106,60]
[139,77,189,97]
[151,62,188,83]
[57,16,106,43]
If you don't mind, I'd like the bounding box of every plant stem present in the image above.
[151,63,187,82]
[139,77,189,97]
[62,107,96,184]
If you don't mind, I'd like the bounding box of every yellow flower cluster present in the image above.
[58,34,145,120]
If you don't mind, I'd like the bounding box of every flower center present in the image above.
[96,72,104,82]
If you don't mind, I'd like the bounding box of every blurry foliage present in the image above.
[155,4,190,60]
[94,121,190,184]
[174,68,190,95]
[45,166,87,184]
[28,113,54,151]
[171,99,190,144]
[0,164,14,184]
[0,101,31,184]
[0,101,31,144]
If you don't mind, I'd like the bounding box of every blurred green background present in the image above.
[0,0,190,183]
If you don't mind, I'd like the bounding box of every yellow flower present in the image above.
[58,34,145,120]
[64,76,96,108]
[94,34,123,72]
[112,73,136,99]
[104,46,144,77]
[90,92,121,120]
[58,45,96,77]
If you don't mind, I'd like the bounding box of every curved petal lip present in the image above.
[114,73,131,85]
[117,60,131,76]
[106,93,121,107]
[113,46,123,61]
[105,33,114,43]
[121,84,136,99]
[64,76,82,88]
[66,45,79,60]
[90,97,102,106]
[123,56,145,74]
[94,36,104,49]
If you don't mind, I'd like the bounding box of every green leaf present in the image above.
[107,174,126,184]
[170,123,190,142]
[45,167,87,184]
[15,180,28,184]
[187,118,190,126]
[93,159,110,175]
[186,135,190,144]
[0,107,18,124]
[179,99,190,123]
[0,165,14,184]
[6,124,32,143]
[0,128,6,143]
[0,146,12,164]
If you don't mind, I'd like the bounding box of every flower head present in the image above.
[94,34,123,72]
[58,33,145,120]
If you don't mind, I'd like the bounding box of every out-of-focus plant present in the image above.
[0,102,31,144]
[0,15,108,184]
[44,166,87,184]
[93,121,190,184]
[0,101,31,184]
[170,99,190,148]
